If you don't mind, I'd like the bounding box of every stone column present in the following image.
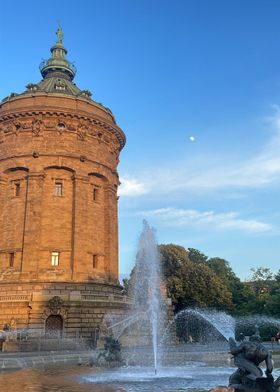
[21,172,45,273]
[0,175,7,252]
[104,184,119,282]
[71,175,89,280]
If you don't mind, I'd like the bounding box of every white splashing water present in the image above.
[133,220,164,375]
[172,308,235,341]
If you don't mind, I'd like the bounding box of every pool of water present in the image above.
[0,362,234,392]
[0,363,279,392]
[81,363,234,391]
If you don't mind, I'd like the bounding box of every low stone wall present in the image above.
[0,281,131,346]
[2,338,86,353]
[0,351,91,370]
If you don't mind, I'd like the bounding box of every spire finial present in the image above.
[56,25,64,44]
[39,27,76,81]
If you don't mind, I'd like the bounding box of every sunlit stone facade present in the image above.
[0,29,128,345]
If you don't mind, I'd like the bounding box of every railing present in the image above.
[0,293,131,303]
[81,293,132,304]
[0,295,30,302]
[39,59,77,75]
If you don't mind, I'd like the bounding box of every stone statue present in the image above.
[56,26,64,44]
[229,336,274,392]
[89,336,124,367]
[7,317,17,341]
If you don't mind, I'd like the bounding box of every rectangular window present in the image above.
[51,251,60,266]
[14,182,20,197]
[93,254,98,269]
[55,182,63,197]
[93,187,99,201]
[9,253,15,267]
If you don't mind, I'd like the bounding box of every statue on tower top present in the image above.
[56,26,64,44]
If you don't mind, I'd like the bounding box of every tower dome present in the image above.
[40,27,77,81]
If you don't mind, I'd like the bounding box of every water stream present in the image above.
[132,220,164,374]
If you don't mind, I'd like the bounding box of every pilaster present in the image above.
[104,184,119,281]
[0,176,7,251]
[21,172,45,273]
[71,175,89,279]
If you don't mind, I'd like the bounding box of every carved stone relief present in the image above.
[77,122,87,140]
[0,112,124,149]
[32,119,43,136]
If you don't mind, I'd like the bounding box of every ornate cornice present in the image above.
[0,110,125,151]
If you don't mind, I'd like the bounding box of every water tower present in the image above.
[0,28,128,346]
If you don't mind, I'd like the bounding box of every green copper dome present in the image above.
[1,28,115,120]
[39,27,77,81]
[2,28,93,101]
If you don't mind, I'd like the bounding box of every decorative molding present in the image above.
[32,119,43,137]
[0,111,125,149]
[76,121,87,140]
[0,295,30,302]
[42,306,68,320]
[47,295,64,310]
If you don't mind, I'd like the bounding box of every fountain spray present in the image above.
[133,220,164,376]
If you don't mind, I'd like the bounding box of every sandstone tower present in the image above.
[0,28,128,346]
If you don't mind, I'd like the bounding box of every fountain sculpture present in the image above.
[228,333,280,392]
[93,221,280,392]
[3,220,278,391]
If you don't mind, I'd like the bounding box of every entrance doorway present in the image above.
[45,315,63,338]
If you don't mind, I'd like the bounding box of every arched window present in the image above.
[45,315,63,338]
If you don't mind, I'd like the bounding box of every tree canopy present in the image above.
[159,244,233,312]
[123,243,280,319]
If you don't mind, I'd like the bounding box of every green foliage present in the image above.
[206,257,255,314]
[159,244,233,312]
[235,322,256,338]
[175,313,226,343]
[188,248,208,264]
[265,288,280,315]
[237,266,280,317]
[184,262,233,310]
[125,242,280,320]
[250,267,274,282]
[259,324,279,341]
[235,321,278,341]
[122,278,129,295]
[207,257,236,283]
[275,270,280,284]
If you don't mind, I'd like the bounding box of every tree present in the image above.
[182,262,233,311]
[159,244,233,312]
[207,257,236,282]
[207,257,254,313]
[250,267,274,282]
[239,267,280,316]
[274,269,280,284]
[187,248,208,264]
[159,244,191,310]
[248,267,276,297]
[264,269,280,317]
[160,244,190,278]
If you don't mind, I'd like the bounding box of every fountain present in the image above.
[97,221,168,370]
[78,221,239,391]
[164,308,236,344]
[1,221,280,391]
[130,220,166,374]
[83,221,280,391]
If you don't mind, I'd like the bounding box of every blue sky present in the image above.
[1,0,280,280]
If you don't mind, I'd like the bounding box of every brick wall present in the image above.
[0,93,127,338]
[0,94,125,283]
